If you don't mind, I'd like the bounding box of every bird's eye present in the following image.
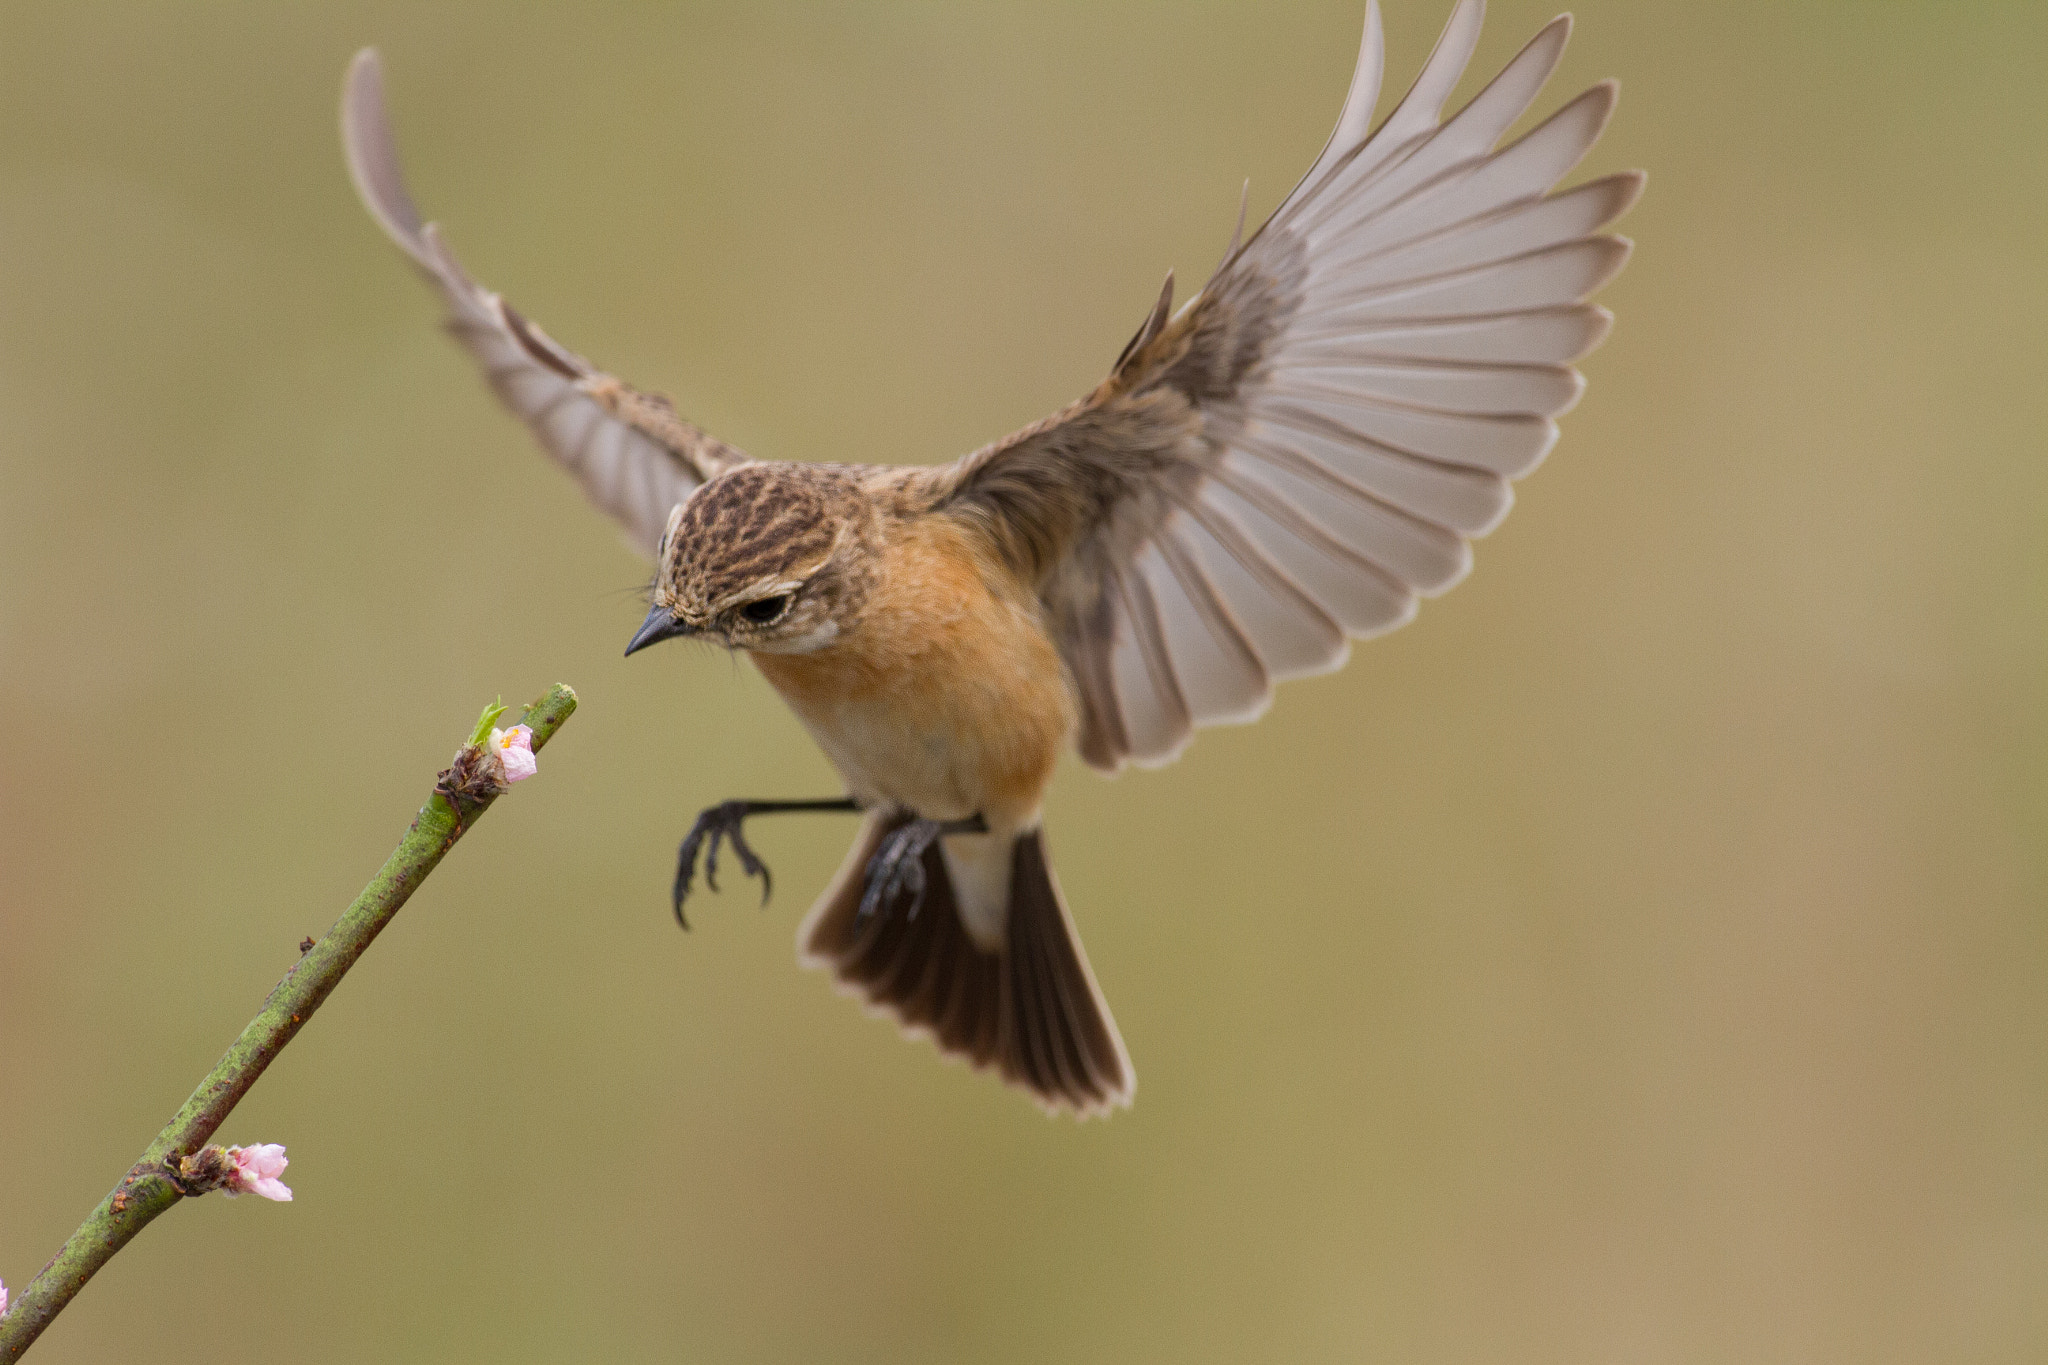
[741,595,790,625]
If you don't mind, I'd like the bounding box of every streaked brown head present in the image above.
[626,462,875,656]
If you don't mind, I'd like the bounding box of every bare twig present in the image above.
[0,684,579,1360]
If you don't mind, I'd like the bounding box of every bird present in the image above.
[341,0,1639,1118]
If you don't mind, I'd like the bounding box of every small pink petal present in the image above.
[225,1144,293,1202]
[489,725,538,783]
[1,1278,10,1318]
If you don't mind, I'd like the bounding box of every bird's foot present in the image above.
[857,813,987,925]
[671,796,861,928]
[674,801,769,926]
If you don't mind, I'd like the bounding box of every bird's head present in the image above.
[625,463,873,657]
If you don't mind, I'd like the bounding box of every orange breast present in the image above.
[751,516,1071,825]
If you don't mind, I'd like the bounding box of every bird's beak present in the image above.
[624,605,691,657]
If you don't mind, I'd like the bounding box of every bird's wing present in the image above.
[341,50,742,558]
[935,0,1640,772]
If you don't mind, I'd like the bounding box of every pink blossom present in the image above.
[223,1144,292,1202]
[1,1277,10,1318]
[488,724,537,783]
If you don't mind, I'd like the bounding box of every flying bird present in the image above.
[342,0,1639,1117]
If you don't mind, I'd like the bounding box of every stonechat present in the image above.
[343,0,1639,1116]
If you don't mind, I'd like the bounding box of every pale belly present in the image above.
[793,685,988,820]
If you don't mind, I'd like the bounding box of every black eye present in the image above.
[741,595,790,625]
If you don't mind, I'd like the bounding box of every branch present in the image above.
[0,684,579,1360]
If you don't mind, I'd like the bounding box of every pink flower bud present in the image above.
[488,724,538,783]
[223,1144,292,1202]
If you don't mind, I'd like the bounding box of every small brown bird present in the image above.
[343,0,1638,1116]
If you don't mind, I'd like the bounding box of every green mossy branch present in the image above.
[0,684,578,1361]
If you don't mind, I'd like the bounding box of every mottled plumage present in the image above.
[343,0,1639,1116]
[652,463,878,646]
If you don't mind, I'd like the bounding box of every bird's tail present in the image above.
[797,810,1133,1116]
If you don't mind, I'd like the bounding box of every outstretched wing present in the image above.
[937,0,1641,771]
[341,50,742,557]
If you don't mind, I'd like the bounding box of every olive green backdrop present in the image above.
[2,2,2043,1361]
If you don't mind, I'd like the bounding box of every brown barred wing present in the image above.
[341,51,743,558]
[938,0,1640,771]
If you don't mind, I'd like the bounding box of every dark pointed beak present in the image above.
[625,605,691,657]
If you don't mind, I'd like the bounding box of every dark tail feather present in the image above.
[797,812,1134,1116]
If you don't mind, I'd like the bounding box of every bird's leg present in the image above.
[857,812,989,925]
[673,797,860,928]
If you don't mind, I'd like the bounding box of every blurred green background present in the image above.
[2,1,2044,1361]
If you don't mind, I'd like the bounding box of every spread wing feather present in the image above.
[341,50,741,558]
[937,0,1641,770]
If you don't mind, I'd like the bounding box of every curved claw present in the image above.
[721,820,771,907]
[673,800,776,930]
[702,820,724,894]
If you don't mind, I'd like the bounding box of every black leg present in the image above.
[673,798,860,928]
[857,813,988,925]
